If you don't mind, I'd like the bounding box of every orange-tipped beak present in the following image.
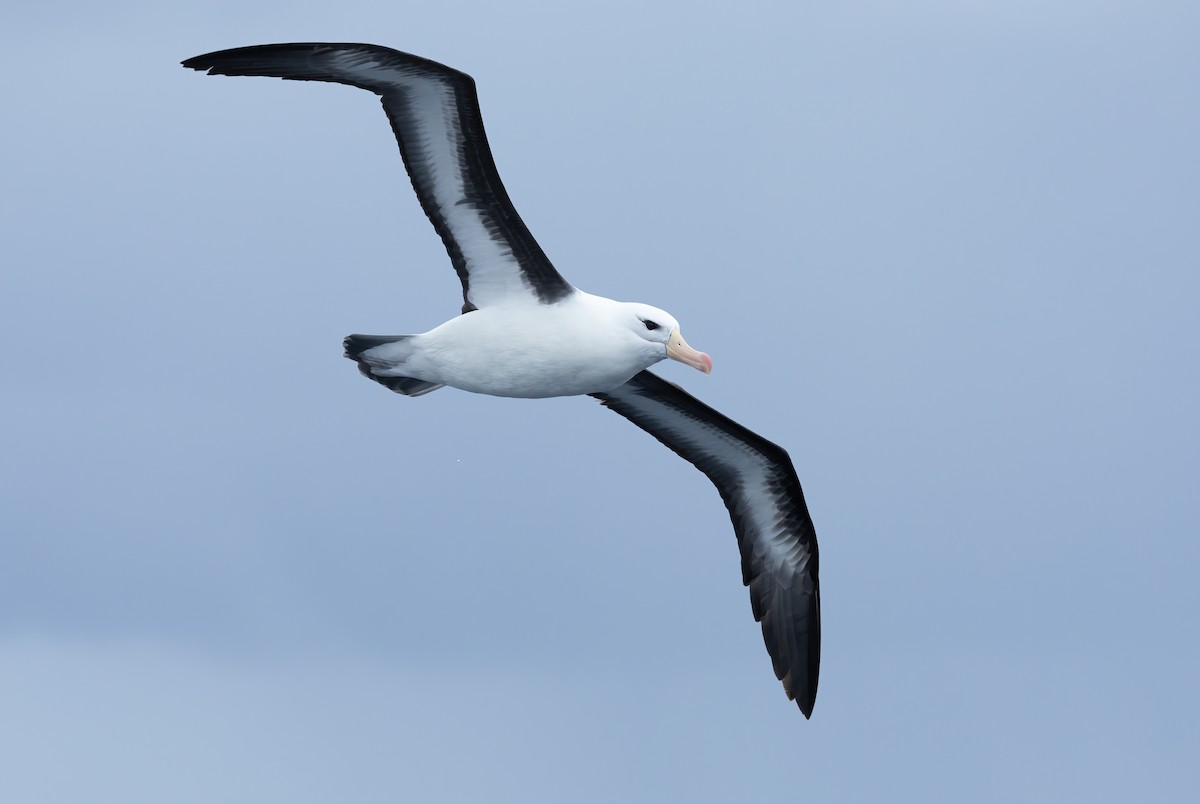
[665,329,712,374]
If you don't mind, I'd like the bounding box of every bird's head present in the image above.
[624,303,712,375]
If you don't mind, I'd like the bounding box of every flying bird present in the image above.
[183,43,821,716]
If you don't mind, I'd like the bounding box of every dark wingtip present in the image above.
[790,667,818,719]
[785,671,816,718]
[181,47,251,72]
[181,44,328,77]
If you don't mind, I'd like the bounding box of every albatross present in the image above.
[183,42,822,717]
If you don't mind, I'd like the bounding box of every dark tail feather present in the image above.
[344,333,406,359]
[343,334,445,397]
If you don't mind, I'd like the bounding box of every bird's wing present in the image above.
[183,43,574,311]
[591,370,821,717]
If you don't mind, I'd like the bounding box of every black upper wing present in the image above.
[592,370,821,716]
[183,43,575,310]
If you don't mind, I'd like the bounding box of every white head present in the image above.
[623,302,713,374]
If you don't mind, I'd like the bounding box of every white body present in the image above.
[370,293,671,398]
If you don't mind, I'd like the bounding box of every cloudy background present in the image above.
[2,1,1197,801]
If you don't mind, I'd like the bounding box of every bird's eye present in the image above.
[643,320,660,331]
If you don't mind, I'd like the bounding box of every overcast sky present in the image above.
[2,1,1198,801]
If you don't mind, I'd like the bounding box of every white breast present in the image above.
[405,294,665,398]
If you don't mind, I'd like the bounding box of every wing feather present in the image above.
[183,43,574,309]
[592,370,821,716]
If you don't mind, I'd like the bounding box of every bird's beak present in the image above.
[666,329,712,374]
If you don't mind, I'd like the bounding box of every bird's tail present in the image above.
[343,334,444,397]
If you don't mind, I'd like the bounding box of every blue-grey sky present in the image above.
[3,1,1198,801]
